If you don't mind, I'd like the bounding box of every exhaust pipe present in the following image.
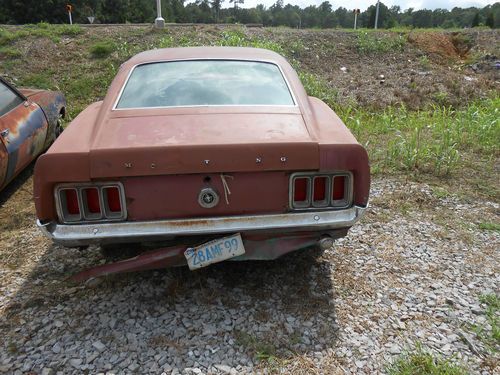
[318,235,334,251]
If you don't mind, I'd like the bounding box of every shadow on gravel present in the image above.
[2,243,338,371]
[0,161,35,206]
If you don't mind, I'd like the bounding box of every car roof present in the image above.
[124,47,287,67]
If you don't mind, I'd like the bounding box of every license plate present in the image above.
[184,233,245,270]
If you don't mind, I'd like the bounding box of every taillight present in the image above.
[56,183,126,223]
[313,176,329,206]
[103,186,122,217]
[59,188,81,222]
[64,189,80,215]
[294,177,309,203]
[332,175,345,201]
[83,187,101,214]
[290,172,352,210]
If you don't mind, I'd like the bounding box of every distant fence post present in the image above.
[155,0,165,28]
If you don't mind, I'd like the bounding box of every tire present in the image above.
[54,112,64,138]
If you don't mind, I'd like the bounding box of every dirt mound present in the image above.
[407,31,467,60]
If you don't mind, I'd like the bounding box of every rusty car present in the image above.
[0,77,65,192]
[33,47,370,281]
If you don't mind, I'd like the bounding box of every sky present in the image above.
[231,0,499,11]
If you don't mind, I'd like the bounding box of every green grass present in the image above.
[469,294,500,353]
[356,31,406,54]
[0,46,21,58]
[0,23,82,46]
[342,98,499,176]
[89,40,116,58]
[478,222,500,231]
[387,344,468,375]
[234,330,278,361]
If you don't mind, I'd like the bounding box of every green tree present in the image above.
[229,0,244,17]
[472,12,480,27]
[211,0,224,22]
[485,12,494,28]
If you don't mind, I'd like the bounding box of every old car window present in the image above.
[116,60,295,108]
[0,81,23,117]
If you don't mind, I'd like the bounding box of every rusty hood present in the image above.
[89,109,319,178]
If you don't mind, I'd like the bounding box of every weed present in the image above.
[299,71,338,107]
[433,91,449,106]
[478,222,500,231]
[0,46,21,58]
[157,35,174,48]
[357,31,406,54]
[215,30,285,55]
[469,294,499,353]
[234,330,277,361]
[89,41,116,58]
[431,186,450,199]
[0,28,27,46]
[386,343,468,375]
[19,72,53,89]
[342,97,499,176]
[419,55,430,70]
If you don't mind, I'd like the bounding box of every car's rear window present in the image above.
[115,60,295,109]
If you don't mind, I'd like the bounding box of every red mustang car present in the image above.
[34,47,369,281]
[0,77,65,191]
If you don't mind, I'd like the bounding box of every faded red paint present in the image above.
[34,47,372,278]
[123,172,289,220]
[34,48,370,225]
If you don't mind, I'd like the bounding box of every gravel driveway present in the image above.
[0,178,498,374]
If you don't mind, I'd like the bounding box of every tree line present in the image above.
[1,0,499,29]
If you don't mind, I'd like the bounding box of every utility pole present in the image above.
[374,0,380,29]
[155,0,165,28]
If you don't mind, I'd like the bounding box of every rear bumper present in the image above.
[37,205,366,247]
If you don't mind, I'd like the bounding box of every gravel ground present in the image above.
[0,177,498,374]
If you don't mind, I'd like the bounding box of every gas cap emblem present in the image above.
[198,187,220,208]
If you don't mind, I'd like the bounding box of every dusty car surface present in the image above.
[0,77,65,191]
[34,47,370,280]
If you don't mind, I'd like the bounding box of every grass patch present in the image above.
[234,330,278,361]
[1,23,83,46]
[0,28,27,46]
[478,222,500,231]
[89,40,116,58]
[299,71,338,106]
[19,72,54,89]
[0,46,21,58]
[387,344,468,375]
[342,97,499,176]
[357,31,406,54]
[469,294,499,353]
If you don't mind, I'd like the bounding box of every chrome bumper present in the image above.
[37,205,366,247]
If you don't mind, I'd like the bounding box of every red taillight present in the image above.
[332,176,345,201]
[313,177,327,201]
[57,183,125,223]
[105,187,122,212]
[65,189,80,215]
[294,178,309,202]
[84,187,101,214]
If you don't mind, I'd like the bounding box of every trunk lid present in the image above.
[89,113,318,178]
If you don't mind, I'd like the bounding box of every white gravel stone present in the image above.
[0,178,498,374]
